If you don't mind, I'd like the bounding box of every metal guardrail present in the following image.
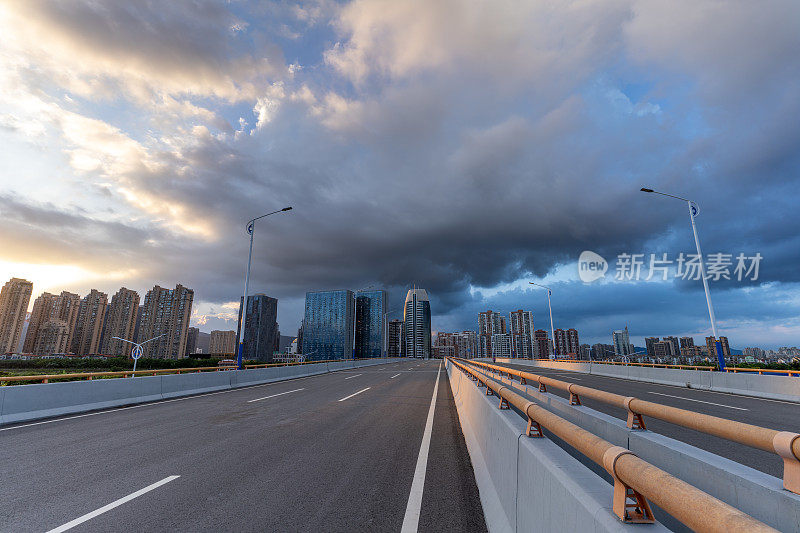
[448,358,776,532]
[535,357,800,376]
[538,358,715,371]
[0,358,385,384]
[463,358,800,495]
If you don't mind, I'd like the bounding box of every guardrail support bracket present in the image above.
[569,393,581,406]
[499,397,509,409]
[773,431,800,494]
[603,447,654,524]
[538,382,547,392]
[520,377,527,384]
[486,387,494,396]
[526,418,543,437]
[627,412,646,430]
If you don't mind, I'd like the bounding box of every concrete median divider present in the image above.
[492,358,800,403]
[0,358,403,426]
[446,359,670,533]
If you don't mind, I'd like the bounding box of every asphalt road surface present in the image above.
[490,360,800,478]
[0,360,486,533]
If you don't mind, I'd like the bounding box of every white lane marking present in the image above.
[390,373,402,379]
[647,392,748,411]
[0,365,379,433]
[400,361,442,533]
[47,475,180,533]
[338,387,371,402]
[247,388,305,403]
[344,374,362,380]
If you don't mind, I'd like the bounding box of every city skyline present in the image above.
[0,3,798,351]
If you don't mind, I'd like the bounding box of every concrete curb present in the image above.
[0,358,403,426]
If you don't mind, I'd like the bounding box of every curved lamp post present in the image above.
[237,207,293,369]
[112,334,164,374]
[529,282,556,360]
[640,188,725,371]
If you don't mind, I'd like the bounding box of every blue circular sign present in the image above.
[132,345,143,360]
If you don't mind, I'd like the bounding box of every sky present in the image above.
[1,1,799,349]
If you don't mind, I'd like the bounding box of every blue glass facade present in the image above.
[355,290,387,358]
[303,290,354,361]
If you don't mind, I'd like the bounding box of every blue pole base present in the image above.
[715,340,726,371]
[237,343,244,370]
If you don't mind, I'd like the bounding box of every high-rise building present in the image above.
[23,292,57,353]
[50,291,80,353]
[534,329,550,358]
[679,337,696,357]
[388,319,403,357]
[553,328,580,357]
[71,289,109,356]
[644,337,659,358]
[508,310,534,359]
[554,328,568,356]
[355,289,387,358]
[296,321,303,354]
[663,336,680,358]
[209,330,237,355]
[566,328,579,356]
[477,310,507,358]
[403,289,432,358]
[705,336,731,359]
[0,278,33,354]
[433,331,477,359]
[33,320,71,355]
[491,333,513,358]
[303,290,355,361]
[101,287,140,356]
[137,284,194,359]
[237,294,279,362]
[578,344,592,360]
[185,327,199,356]
[653,340,671,359]
[612,326,633,358]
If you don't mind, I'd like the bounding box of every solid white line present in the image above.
[338,387,371,402]
[47,475,180,532]
[344,374,362,380]
[247,388,304,403]
[400,361,441,533]
[648,392,748,410]
[390,373,402,379]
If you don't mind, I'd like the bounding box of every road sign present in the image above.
[132,345,143,360]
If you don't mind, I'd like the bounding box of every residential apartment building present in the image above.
[477,310,507,358]
[0,278,33,354]
[388,319,403,358]
[71,289,109,356]
[209,330,237,356]
[509,309,534,358]
[534,329,551,358]
[101,287,140,356]
[137,284,194,359]
[23,292,58,353]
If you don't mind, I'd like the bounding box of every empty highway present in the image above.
[490,360,800,478]
[0,360,486,532]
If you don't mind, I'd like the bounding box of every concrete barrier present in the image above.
[446,359,669,532]
[0,358,402,426]
[491,358,800,403]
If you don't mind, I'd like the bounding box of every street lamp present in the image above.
[112,335,164,374]
[529,282,556,360]
[236,206,292,369]
[640,187,726,371]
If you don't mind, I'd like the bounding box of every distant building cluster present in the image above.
[0,277,195,359]
[300,288,431,360]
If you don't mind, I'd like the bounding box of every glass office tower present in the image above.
[403,288,431,359]
[303,290,355,360]
[236,294,279,362]
[355,289,387,358]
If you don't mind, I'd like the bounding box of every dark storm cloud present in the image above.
[1,1,799,344]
